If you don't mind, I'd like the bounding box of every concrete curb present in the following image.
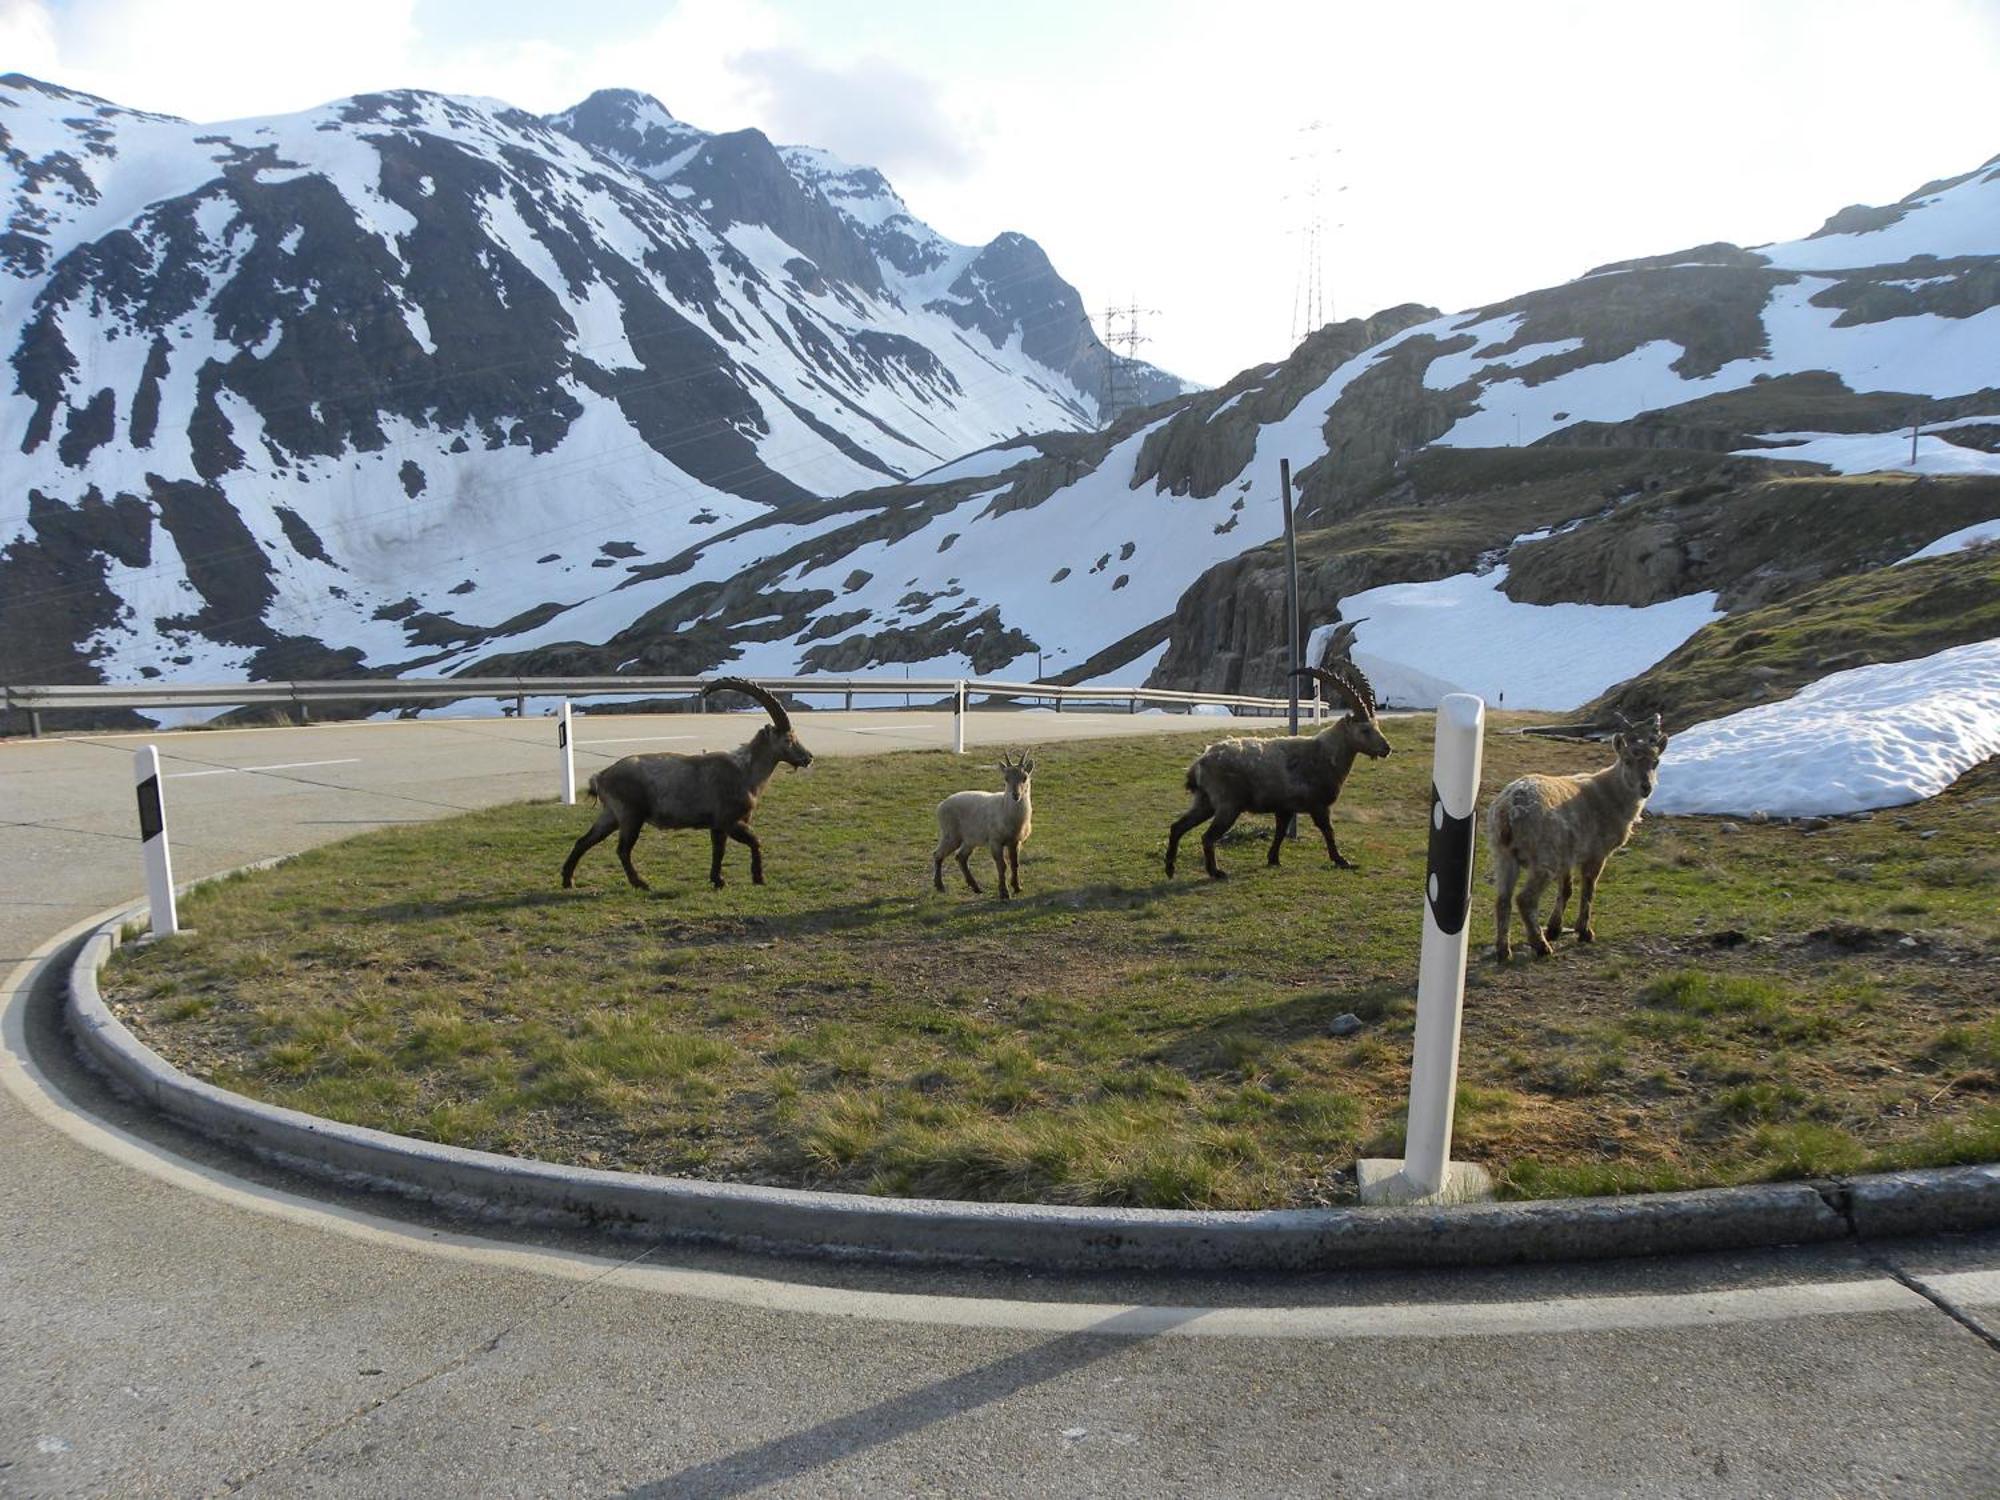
[66,908,2000,1273]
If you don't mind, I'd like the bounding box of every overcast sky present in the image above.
[6,0,1998,385]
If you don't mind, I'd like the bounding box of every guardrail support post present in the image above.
[1359,693,1492,1205]
[952,681,966,754]
[844,689,853,712]
[30,710,42,739]
[558,699,576,805]
[133,744,180,939]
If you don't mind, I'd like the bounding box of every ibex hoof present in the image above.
[1577,928,1596,944]
[1544,924,1563,941]
[1494,946,1512,964]
[1529,941,1554,959]
[710,879,725,890]
[1207,869,1228,881]
[752,874,766,886]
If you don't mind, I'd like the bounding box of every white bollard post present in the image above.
[558,699,576,805]
[133,745,180,939]
[1358,693,1493,1205]
[952,681,966,755]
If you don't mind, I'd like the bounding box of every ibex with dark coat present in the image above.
[1488,713,1667,960]
[1165,664,1392,879]
[560,678,813,892]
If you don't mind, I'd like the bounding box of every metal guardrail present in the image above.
[2,673,1320,735]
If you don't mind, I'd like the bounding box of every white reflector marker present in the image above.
[1359,693,1493,1205]
[558,700,576,805]
[134,744,180,939]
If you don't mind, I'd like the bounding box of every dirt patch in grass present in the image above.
[103,722,2000,1208]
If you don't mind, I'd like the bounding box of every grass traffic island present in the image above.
[103,719,2000,1209]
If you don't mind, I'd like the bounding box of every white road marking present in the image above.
[578,735,701,747]
[166,758,361,778]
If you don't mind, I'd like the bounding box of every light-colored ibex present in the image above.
[1488,713,1668,960]
[1165,663,1391,879]
[932,750,1033,898]
[560,678,812,892]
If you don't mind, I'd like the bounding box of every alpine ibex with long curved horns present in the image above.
[560,678,813,892]
[1165,663,1392,880]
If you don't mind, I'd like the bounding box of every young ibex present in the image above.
[1165,664,1391,880]
[932,750,1033,898]
[560,678,813,893]
[1488,713,1668,960]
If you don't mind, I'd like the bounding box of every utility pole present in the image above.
[1910,412,1921,467]
[1100,301,1158,428]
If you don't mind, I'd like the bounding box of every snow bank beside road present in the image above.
[1652,639,2000,817]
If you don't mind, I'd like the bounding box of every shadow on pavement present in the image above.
[615,1306,1196,1498]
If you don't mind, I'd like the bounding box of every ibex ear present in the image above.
[1613,732,1628,752]
[1021,756,1035,775]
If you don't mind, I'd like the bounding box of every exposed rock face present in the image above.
[1502,472,2000,611]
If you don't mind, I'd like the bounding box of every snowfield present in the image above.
[1304,566,1721,712]
[1737,418,2000,477]
[1650,639,2000,817]
[1900,519,2000,562]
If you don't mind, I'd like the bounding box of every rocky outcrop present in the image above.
[1503,472,2000,611]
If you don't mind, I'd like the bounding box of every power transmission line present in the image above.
[1098,301,1158,428]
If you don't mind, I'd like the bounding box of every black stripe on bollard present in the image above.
[136,775,164,844]
[1425,784,1475,936]
[558,720,568,749]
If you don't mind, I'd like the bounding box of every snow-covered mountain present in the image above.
[474,152,1999,702]
[0,75,1187,684]
[5,79,1995,717]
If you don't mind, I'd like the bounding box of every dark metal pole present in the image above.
[1281,458,1301,839]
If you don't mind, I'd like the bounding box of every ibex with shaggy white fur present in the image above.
[1488,713,1668,960]
[561,678,812,892]
[1166,664,1391,879]
[932,750,1033,898]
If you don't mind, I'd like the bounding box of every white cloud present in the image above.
[734,47,975,176]
[0,0,60,77]
[9,0,1999,387]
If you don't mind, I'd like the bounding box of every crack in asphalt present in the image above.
[210,1241,661,1497]
[1813,1179,2000,1354]
[1867,1254,2000,1354]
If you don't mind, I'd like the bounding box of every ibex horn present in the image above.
[1292,663,1377,720]
[703,677,791,734]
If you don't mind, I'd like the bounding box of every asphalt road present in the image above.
[3,713,1996,1498]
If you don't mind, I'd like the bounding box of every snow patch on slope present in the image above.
[1314,566,1721,712]
[1737,417,2000,476]
[1652,639,2000,816]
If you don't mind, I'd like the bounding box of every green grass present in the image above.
[1593,540,2000,727]
[105,721,2000,1207]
